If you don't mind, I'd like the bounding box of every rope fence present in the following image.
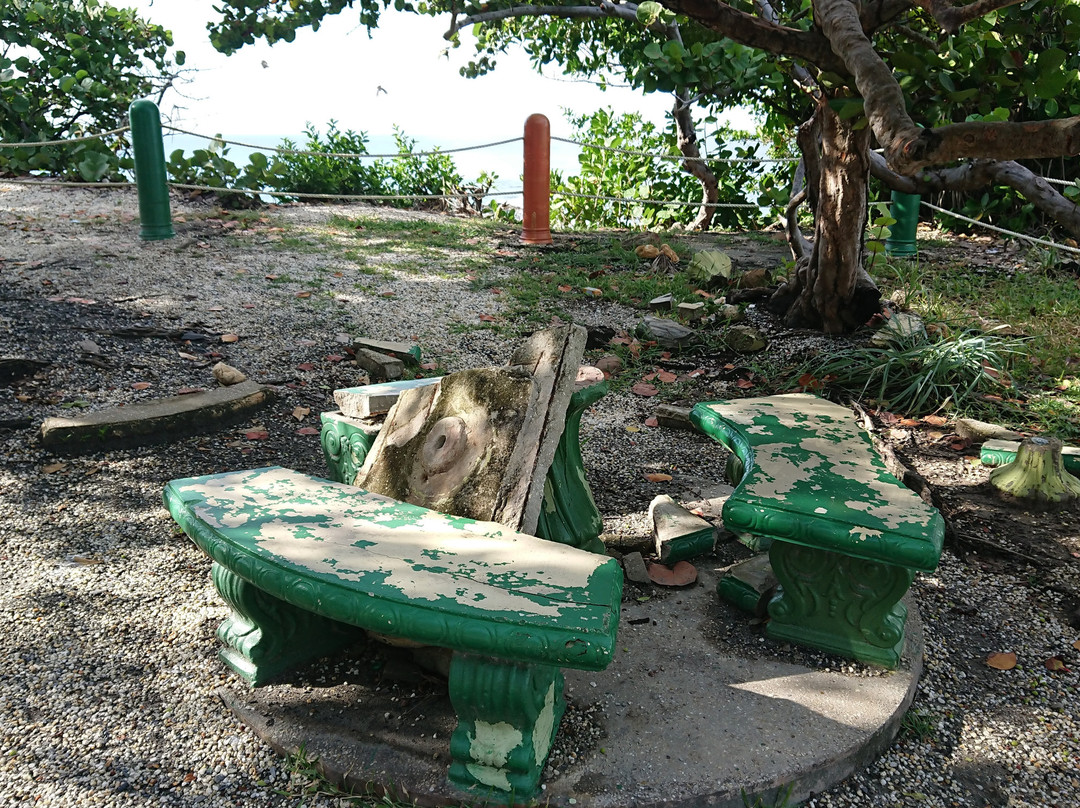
[3,110,1080,254]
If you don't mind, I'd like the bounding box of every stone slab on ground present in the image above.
[333,377,441,418]
[38,380,273,452]
[352,337,422,365]
[353,348,404,382]
[220,562,923,808]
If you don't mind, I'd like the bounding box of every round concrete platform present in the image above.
[219,564,923,807]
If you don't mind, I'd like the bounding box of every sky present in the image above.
[130,0,683,142]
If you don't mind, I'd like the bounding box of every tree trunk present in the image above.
[771,99,881,333]
[671,94,722,231]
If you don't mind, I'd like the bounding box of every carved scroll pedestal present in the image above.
[211,563,360,686]
[765,543,915,669]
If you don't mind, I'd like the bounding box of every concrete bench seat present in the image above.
[164,465,623,802]
[691,394,945,668]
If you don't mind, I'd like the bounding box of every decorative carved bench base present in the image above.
[765,543,915,669]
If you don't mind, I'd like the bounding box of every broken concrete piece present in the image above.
[39,380,273,452]
[334,377,441,419]
[717,554,778,616]
[622,552,650,584]
[988,436,1080,509]
[648,293,674,311]
[354,348,404,382]
[677,301,705,321]
[647,560,698,587]
[212,362,247,386]
[352,338,421,366]
[649,494,717,564]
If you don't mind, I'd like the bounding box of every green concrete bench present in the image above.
[164,466,623,803]
[691,394,945,668]
[320,370,608,554]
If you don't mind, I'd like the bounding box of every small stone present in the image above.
[716,303,743,322]
[212,362,247,386]
[594,355,622,375]
[621,552,650,584]
[648,293,674,311]
[725,325,767,353]
[637,316,699,349]
[677,301,705,321]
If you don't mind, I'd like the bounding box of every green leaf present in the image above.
[643,42,662,61]
[77,150,111,181]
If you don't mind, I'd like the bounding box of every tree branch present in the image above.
[445,2,652,38]
[659,0,847,74]
[911,0,1026,35]
[870,153,1080,238]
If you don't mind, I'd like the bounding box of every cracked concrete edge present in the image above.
[39,380,274,453]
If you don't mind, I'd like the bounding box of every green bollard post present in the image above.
[885,190,919,257]
[129,99,174,241]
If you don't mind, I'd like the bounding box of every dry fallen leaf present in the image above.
[177,351,200,361]
[644,472,673,482]
[244,430,269,441]
[220,333,239,343]
[296,427,320,436]
[644,416,659,428]
[42,462,67,474]
[986,651,1017,670]
[1045,656,1071,672]
[736,379,755,389]
[923,414,949,427]
[631,382,659,397]
[296,363,315,372]
[131,382,151,391]
[1073,639,1080,651]
[657,370,678,383]
[292,406,310,421]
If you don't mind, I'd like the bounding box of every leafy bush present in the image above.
[0,0,182,180]
[164,122,483,211]
[550,107,784,231]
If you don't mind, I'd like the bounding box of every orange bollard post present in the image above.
[522,113,553,245]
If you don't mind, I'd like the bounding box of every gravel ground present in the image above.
[2,182,1078,807]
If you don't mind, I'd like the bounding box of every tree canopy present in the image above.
[0,0,184,180]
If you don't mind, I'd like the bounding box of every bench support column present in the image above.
[447,653,566,803]
[211,563,360,686]
[766,542,914,668]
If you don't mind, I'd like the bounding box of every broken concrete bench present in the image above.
[164,466,623,803]
[981,437,1080,475]
[321,368,609,554]
[691,394,945,668]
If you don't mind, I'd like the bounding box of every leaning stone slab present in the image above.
[39,380,273,452]
[650,494,717,564]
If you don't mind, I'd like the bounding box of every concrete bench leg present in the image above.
[765,543,915,669]
[448,653,566,803]
[211,563,360,686]
[320,416,378,486]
